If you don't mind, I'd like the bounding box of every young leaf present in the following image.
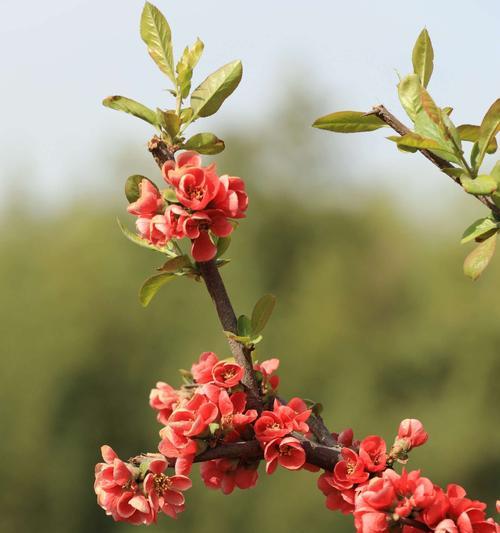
[190,60,243,119]
[463,232,497,280]
[157,110,181,140]
[312,111,387,133]
[412,28,434,87]
[397,74,422,122]
[237,315,252,337]
[457,124,498,154]
[414,109,461,164]
[477,99,500,167]
[139,272,176,307]
[461,217,498,244]
[103,96,158,126]
[392,132,444,151]
[183,132,225,154]
[117,219,176,256]
[216,236,231,258]
[140,2,175,84]
[461,175,497,195]
[125,175,158,203]
[251,294,276,335]
[158,255,191,273]
[176,38,204,98]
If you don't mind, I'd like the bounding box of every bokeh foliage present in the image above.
[1,102,499,533]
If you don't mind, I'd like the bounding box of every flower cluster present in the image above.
[96,357,499,530]
[94,446,191,525]
[127,151,248,262]
[318,420,499,532]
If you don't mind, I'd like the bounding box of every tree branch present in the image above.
[371,105,500,216]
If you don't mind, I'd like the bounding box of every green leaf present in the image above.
[391,132,443,151]
[312,111,387,133]
[158,255,191,273]
[461,217,499,244]
[139,273,176,307]
[457,124,498,154]
[216,236,231,258]
[398,74,422,122]
[103,96,157,126]
[190,60,243,119]
[251,294,276,335]
[477,99,500,168]
[237,315,252,337]
[140,2,175,83]
[117,219,176,256]
[162,188,178,203]
[414,109,461,164]
[463,232,497,280]
[412,28,434,87]
[442,167,464,179]
[461,174,497,195]
[157,110,181,140]
[125,175,158,203]
[176,38,204,98]
[183,132,225,154]
[442,106,453,116]
[491,161,500,182]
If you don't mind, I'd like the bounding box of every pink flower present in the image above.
[218,390,257,435]
[127,179,163,217]
[264,437,306,474]
[435,519,459,533]
[149,382,180,425]
[143,458,191,519]
[356,512,389,533]
[359,435,387,473]
[162,151,220,210]
[332,448,369,490]
[191,351,219,384]
[200,459,258,494]
[397,419,429,449]
[136,214,171,246]
[254,358,280,393]
[94,446,155,525]
[212,175,248,218]
[211,361,244,388]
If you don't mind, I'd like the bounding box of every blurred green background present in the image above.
[1,92,499,532]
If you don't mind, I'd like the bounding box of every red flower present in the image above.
[264,437,306,474]
[211,361,244,388]
[142,458,191,519]
[136,214,171,246]
[254,410,293,444]
[397,419,429,449]
[356,512,390,533]
[212,175,248,218]
[254,358,280,393]
[127,179,164,217]
[434,519,459,533]
[332,448,369,490]
[218,390,257,434]
[162,151,220,210]
[359,435,387,473]
[200,459,258,494]
[149,382,180,425]
[318,472,356,514]
[191,351,219,384]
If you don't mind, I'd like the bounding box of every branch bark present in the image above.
[371,105,500,217]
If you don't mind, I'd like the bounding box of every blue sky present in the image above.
[0,0,499,212]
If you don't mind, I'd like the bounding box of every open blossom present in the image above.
[211,361,244,388]
[254,358,280,393]
[136,214,171,246]
[318,472,356,514]
[94,446,155,525]
[149,382,180,425]
[359,435,387,473]
[142,458,191,519]
[191,351,219,384]
[127,179,164,217]
[200,458,259,494]
[162,151,220,210]
[218,390,257,435]
[264,436,306,474]
[332,448,370,490]
[211,175,248,218]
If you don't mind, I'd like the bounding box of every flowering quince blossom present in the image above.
[264,436,306,474]
[96,350,499,530]
[126,151,248,262]
[200,459,259,495]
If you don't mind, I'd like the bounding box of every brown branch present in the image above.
[371,105,500,216]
